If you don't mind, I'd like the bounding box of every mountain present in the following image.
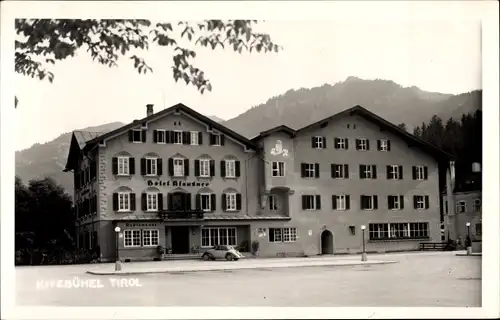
[221,76,481,138]
[207,115,224,123]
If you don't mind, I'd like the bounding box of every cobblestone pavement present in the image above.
[15,252,481,307]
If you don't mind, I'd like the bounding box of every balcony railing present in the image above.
[158,209,205,220]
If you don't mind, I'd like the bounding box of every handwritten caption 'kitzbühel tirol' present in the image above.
[36,277,143,290]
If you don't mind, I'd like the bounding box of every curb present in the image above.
[455,253,482,257]
[86,260,399,276]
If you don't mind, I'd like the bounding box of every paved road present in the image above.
[16,253,481,307]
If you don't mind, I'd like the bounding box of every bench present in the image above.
[419,242,448,251]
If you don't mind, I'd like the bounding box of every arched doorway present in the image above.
[320,230,334,255]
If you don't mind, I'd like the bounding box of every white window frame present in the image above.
[173,158,184,177]
[389,195,401,210]
[200,193,212,212]
[212,133,221,146]
[145,157,158,176]
[456,200,467,213]
[117,156,130,175]
[225,160,236,178]
[272,161,285,177]
[313,136,323,149]
[390,165,400,180]
[173,130,183,144]
[190,131,199,145]
[226,193,237,211]
[304,163,316,178]
[416,196,425,210]
[269,227,297,243]
[473,199,481,212]
[124,230,141,247]
[380,139,388,151]
[333,164,347,179]
[364,165,373,179]
[118,192,131,211]
[358,138,367,151]
[268,195,278,211]
[156,130,166,144]
[132,129,143,143]
[146,192,158,211]
[336,138,346,150]
[142,229,159,247]
[201,227,237,247]
[362,195,374,210]
[336,195,347,210]
[304,195,317,210]
[415,166,425,180]
[199,159,211,177]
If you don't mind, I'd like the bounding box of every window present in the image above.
[272,161,285,177]
[456,200,466,213]
[269,227,297,243]
[378,139,390,151]
[331,164,349,179]
[199,159,211,177]
[301,163,319,178]
[388,195,404,210]
[349,226,356,235]
[473,199,481,212]
[334,137,348,150]
[145,158,157,176]
[124,230,141,247]
[387,165,403,180]
[268,195,278,211]
[211,133,221,146]
[332,195,350,210]
[142,229,159,247]
[360,165,377,179]
[173,158,184,177]
[201,227,237,247]
[361,195,378,210]
[475,223,482,236]
[172,130,183,144]
[302,195,320,210]
[414,195,430,210]
[225,193,237,211]
[146,193,158,211]
[118,192,130,211]
[369,222,429,240]
[132,130,143,143]
[156,130,166,144]
[413,166,428,180]
[356,138,369,151]
[190,131,199,145]
[312,136,326,149]
[200,193,212,211]
[225,160,236,178]
[117,157,130,175]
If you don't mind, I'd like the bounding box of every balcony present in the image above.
[158,209,205,220]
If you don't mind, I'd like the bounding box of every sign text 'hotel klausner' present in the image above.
[147,180,210,188]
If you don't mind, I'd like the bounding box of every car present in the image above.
[201,245,245,261]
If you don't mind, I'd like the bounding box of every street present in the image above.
[15,252,481,307]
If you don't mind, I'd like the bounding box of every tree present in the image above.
[15,19,281,96]
[397,123,407,131]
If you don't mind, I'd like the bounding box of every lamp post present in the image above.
[361,225,367,262]
[465,222,472,255]
[114,226,122,271]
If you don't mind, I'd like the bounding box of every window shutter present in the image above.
[359,165,365,179]
[315,195,321,210]
[345,195,350,210]
[210,160,215,176]
[157,158,163,176]
[398,166,403,179]
[424,196,430,209]
[386,166,391,179]
[301,163,306,177]
[222,194,227,211]
[311,137,315,148]
[377,140,381,151]
[194,160,200,177]
[220,135,225,146]
[360,196,365,210]
[332,195,337,210]
[128,130,133,142]
[183,132,190,145]
[185,193,192,210]
[345,138,349,149]
[140,158,146,175]
[366,139,370,150]
[184,159,189,176]
[322,137,327,148]
[221,160,226,177]
[412,166,417,180]
[195,194,201,210]
[130,193,136,211]
[236,194,242,210]
[166,131,172,144]
[301,195,307,210]
[331,164,335,178]
[198,132,203,145]
[387,196,392,210]
[168,158,174,176]
[112,157,118,175]
[387,140,391,151]
[373,196,378,209]
[129,157,135,175]
[400,195,404,209]
[210,194,216,211]
[413,196,418,209]
[141,193,147,211]
[342,164,348,178]
[235,161,241,177]
[141,130,147,142]
[209,134,215,145]
[424,167,428,180]
[355,139,360,150]
[372,165,377,179]
[153,130,158,143]
[334,138,339,149]
[315,163,320,178]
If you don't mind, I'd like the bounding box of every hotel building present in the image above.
[65,103,453,261]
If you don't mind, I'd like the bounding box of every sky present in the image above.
[13,18,482,151]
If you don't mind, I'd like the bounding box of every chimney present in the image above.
[146,104,154,117]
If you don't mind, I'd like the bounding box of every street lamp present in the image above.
[360,225,367,261]
[465,222,472,255]
[114,226,122,271]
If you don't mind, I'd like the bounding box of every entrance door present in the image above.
[320,230,334,254]
[170,226,190,254]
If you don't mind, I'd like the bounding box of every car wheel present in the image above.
[226,254,233,261]
[233,258,239,261]
[202,253,210,261]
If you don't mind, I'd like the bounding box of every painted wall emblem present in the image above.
[270,140,289,157]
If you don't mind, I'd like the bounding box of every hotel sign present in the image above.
[147,180,210,188]
[125,223,157,227]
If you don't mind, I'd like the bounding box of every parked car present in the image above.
[201,245,245,261]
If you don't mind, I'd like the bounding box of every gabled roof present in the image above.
[73,131,104,149]
[251,125,296,141]
[82,103,256,152]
